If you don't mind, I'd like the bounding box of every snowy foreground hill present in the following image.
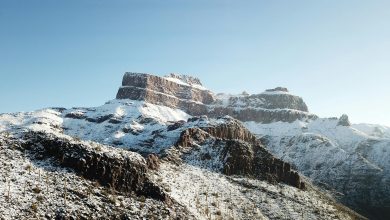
[0,72,386,219]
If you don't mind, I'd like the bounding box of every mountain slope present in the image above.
[245,119,390,219]
[0,72,367,219]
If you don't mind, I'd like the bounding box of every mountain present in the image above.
[114,72,390,219]
[0,72,376,219]
[245,118,390,220]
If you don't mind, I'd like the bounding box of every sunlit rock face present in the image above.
[116,73,316,123]
[116,72,215,115]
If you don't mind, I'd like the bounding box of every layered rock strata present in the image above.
[116,72,317,123]
[116,72,215,115]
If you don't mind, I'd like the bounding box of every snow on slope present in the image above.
[0,109,63,135]
[154,162,357,220]
[352,123,390,138]
[0,99,367,219]
[0,133,190,219]
[244,118,390,218]
[244,118,389,175]
[245,119,384,180]
[245,118,383,154]
[164,74,207,91]
[261,90,291,95]
[62,100,189,152]
[0,100,190,154]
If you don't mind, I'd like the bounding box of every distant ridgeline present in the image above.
[116,72,317,123]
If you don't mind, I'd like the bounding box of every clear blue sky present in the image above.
[1,0,389,126]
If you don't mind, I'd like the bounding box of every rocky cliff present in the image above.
[116,72,316,123]
[116,72,215,115]
[175,117,306,190]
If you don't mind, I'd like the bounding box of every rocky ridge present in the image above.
[22,131,170,202]
[170,117,306,189]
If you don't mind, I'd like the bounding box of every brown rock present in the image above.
[115,72,317,123]
[23,131,172,202]
[175,119,306,190]
[116,73,215,115]
[147,154,160,170]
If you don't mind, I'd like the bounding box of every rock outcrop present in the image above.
[338,114,351,126]
[212,87,308,112]
[265,87,289,93]
[115,73,317,123]
[116,72,215,115]
[208,107,316,123]
[175,117,306,190]
[146,153,160,170]
[208,87,315,123]
[22,131,170,203]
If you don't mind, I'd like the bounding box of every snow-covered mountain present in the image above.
[245,118,390,220]
[0,72,380,219]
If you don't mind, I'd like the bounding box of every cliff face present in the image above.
[175,117,306,190]
[116,73,215,116]
[217,87,308,111]
[116,72,316,123]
